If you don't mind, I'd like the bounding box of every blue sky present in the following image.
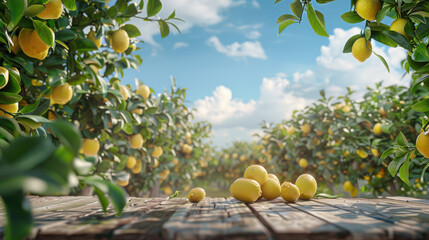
[122,0,407,146]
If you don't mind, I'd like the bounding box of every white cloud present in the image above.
[246,30,261,39]
[173,42,189,49]
[207,36,267,59]
[251,0,260,8]
[133,0,245,45]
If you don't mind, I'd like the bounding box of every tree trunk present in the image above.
[78,185,94,196]
[150,180,160,197]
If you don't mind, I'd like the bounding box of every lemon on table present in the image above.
[230,178,262,203]
[267,173,280,184]
[188,187,206,203]
[281,182,300,203]
[295,174,317,200]
[261,178,281,200]
[244,165,268,186]
[350,186,359,197]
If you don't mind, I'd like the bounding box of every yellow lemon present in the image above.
[126,156,137,169]
[153,158,159,168]
[298,158,308,168]
[11,35,21,54]
[239,155,247,162]
[230,178,262,203]
[390,18,410,39]
[116,178,129,187]
[295,174,317,200]
[371,148,379,157]
[110,29,129,53]
[281,182,300,203]
[350,186,358,197]
[19,28,52,60]
[261,178,281,200]
[172,157,179,165]
[352,37,372,62]
[343,180,353,192]
[160,169,170,180]
[88,30,101,48]
[357,149,368,158]
[136,84,150,100]
[243,165,268,186]
[185,132,192,139]
[410,150,416,160]
[130,133,144,149]
[373,123,382,135]
[287,126,296,135]
[343,150,350,157]
[267,173,280,184]
[132,160,142,174]
[188,187,206,203]
[131,108,143,114]
[82,138,100,156]
[119,85,130,100]
[164,186,172,195]
[355,0,381,21]
[301,123,311,134]
[37,0,63,19]
[151,146,163,158]
[0,103,18,118]
[0,67,9,89]
[52,83,73,105]
[416,132,429,158]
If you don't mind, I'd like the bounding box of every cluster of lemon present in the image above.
[229,165,317,203]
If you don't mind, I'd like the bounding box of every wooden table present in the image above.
[1,196,429,239]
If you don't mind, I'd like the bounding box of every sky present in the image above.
[121,0,409,147]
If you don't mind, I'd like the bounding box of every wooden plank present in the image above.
[249,198,349,240]
[385,196,429,207]
[112,198,187,240]
[161,197,271,240]
[293,199,422,240]
[36,198,164,240]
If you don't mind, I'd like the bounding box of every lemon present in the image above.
[390,18,410,39]
[239,155,247,162]
[301,123,311,134]
[343,180,353,192]
[132,160,142,174]
[378,107,387,116]
[0,67,9,89]
[0,103,18,118]
[373,123,382,135]
[136,84,150,100]
[172,158,179,165]
[295,174,317,200]
[244,165,268,186]
[82,138,100,156]
[110,29,129,53]
[153,158,159,168]
[371,148,379,157]
[357,149,368,158]
[116,178,129,187]
[88,30,101,48]
[298,158,308,168]
[131,108,143,115]
[230,178,262,203]
[268,173,280,184]
[416,132,429,158]
[350,186,358,197]
[11,35,21,54]
[261,178,281,200]
[151,146,163,158]
[37,0,63,19]
[52,83,73,105]
[188,187,206,203]
[119,85,131,100]
[164,186,172,195]
[160,169,170,180]
[343,150,350,157]
[287,126,296,135]
[355,0,381,21]
[130,133,144,149]
[126,156,137,169]
[19,28,52,60]
[185,132,192,139]
[281,182,300,203]
[352,37,372,62]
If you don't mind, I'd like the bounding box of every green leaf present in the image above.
[146,0,162,17]
[93,186,109,214]
[399,157,410,186]
[395,132,409,147]
[289,0,303,19]
[371,31,398,47]
[47,120,82,155]
[278,20,296,35]
[373,51,390,73]
[412,99,429,113]
[421,161,429,183]
[388,155,407,177]
[62,0,77,11]
[2,192,33,240]
[342,34,360,53]
[121,24,141,38]
[168,191,180,199]
[123,3,138,17]
[2,69,21,94]
[368,22,390,31]
[316,0,335,3]
[33,20,54,47]
[307,3,329,37]
[25,4,46,17]
[274,0,283,4]
[0,91,22,104]
[73,38,98,52]
[315,193,343,198]
[364,26,371,39]
[7,0,26,31]
[277,14,299,24]
[381,147,395,159]
[55,29,77,41]
[107,5,118,18]
[341,11,364,23]
[413,43,429,62]
[385,30,412,51]
[159,20,169,38]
